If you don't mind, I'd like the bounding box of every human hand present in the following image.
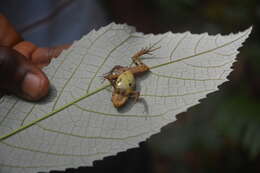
[0,15,70,101]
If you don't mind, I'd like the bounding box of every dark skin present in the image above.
[0,14,70,101]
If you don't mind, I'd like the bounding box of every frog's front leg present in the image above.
[109,65,126,74]
[104,65,128,87]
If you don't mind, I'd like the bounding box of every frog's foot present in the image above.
[131,46,160,66]
[103,73,117,88]
[130,91,140,103]
[143,45,161,55]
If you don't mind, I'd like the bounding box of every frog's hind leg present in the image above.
[130,46,160,75]
[131,46,160,66]
[130,91,140,102]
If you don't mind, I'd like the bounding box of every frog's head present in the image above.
[112,92,128,108]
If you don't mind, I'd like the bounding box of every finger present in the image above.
[13,41,70,68]
[31,44,70,68]
[13,41,37,60]
[0,14,23,46]
[0,46,49,101]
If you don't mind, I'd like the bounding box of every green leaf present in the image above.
[0,23,251,173]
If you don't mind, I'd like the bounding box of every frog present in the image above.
[104,46,159,108]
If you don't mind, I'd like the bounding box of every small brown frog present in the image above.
[104,46,159,108]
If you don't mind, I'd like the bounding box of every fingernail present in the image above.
[22,73,42,100]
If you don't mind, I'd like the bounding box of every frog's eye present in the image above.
[129,83,132,87]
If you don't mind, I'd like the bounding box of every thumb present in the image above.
[0,46,49,101]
